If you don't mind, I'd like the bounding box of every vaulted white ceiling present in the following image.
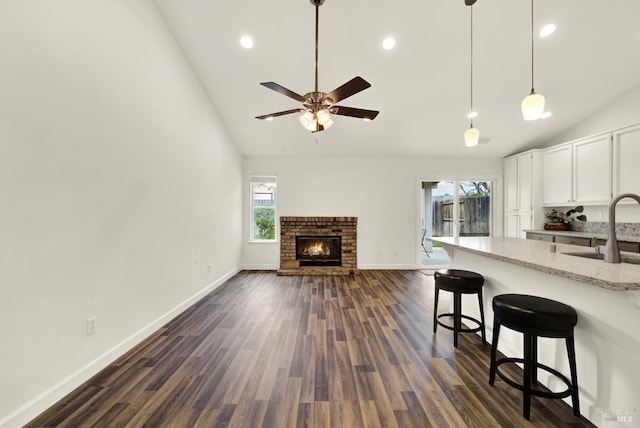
[153,0,640,158]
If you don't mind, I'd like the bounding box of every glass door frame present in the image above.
[416,174,502,268]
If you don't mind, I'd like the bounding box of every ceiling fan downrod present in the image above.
[311,0,324,93]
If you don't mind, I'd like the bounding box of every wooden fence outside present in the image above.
[432,195,490,237]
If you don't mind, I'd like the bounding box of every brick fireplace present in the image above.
[278,216,358,275]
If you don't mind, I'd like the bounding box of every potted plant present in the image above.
[544,206,587,231]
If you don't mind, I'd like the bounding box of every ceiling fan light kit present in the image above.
[255,0,379,133]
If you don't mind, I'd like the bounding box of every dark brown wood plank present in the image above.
[26,270,596,428]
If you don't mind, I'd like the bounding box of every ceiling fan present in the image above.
[255,0,379,133]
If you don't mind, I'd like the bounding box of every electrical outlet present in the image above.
[208,264,212,273]
[87,317,96,336]
[596,211,602,220]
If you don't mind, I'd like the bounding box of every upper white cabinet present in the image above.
[543,145,572,205]
[613,124,640,196]
[504,150,543,238]
[543,134,612,206]
[573,135,612,203]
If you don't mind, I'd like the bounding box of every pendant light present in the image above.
[521,0,545,121]
[464,2,479,147]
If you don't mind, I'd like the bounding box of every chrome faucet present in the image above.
[605,193,640,263]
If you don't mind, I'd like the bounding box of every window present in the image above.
[250,176,277,241]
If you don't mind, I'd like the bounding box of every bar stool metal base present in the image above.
[436,313,484,335]
[433,269,486,348]
[493,357,575,401]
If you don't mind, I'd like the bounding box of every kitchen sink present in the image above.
[562,252,640,265]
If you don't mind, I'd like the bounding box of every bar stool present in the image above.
[433,269,486,348]
[489,294,580,420]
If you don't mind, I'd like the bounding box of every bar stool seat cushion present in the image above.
[434,269,484,292]
[493,294,577,332]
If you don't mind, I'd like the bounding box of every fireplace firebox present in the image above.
[296,236,342,267]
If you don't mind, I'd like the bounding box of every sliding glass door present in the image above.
[420,180,492,267]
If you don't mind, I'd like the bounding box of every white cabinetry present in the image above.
[543,135,612,206]
[504,150,543,238]
[543,145,572,205]
[613,124,640,196]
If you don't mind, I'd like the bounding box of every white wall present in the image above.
[243,156,502,269]
[0,2,243,426]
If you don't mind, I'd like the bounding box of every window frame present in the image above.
[249,176,277,243]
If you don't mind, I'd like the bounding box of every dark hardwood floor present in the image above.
[27,270,595,427]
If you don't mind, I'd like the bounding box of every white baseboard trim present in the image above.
[242,265,422,271]
[358,264,417,270]
[242,264,278,270]
[0,267,241,428]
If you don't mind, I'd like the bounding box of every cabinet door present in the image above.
[504,156,518,212]
[504,213,519,238]
[517,213,532,238]
[614,124,640,195]
[517,153,533,212]
[573,135,611,203]
[543,145,572,205]
[504,212,531,239]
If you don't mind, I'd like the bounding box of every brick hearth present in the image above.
[278,216,358,276]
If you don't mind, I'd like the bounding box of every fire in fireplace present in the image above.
[296,236,342,266]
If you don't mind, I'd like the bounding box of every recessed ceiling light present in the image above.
[382,36,396,50]
[467,111,478,119]
[265,116,274,121]
[363,118,371,122]
[539,24,556,38]
[540,111,552,119]
[240,35,254,49]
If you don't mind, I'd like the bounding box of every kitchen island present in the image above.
[429,236,640,427]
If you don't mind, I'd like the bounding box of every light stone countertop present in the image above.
[429,236,640,291]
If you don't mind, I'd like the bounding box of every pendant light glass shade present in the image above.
[521,90,545,121]
[464,126,480,147]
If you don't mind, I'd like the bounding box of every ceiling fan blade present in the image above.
[255,108,305,120]
[324,76,371,104]
[330,106,379,120]
[259,82,305,102]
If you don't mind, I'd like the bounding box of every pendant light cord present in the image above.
[530,0,534,92]
[470,5,474,127]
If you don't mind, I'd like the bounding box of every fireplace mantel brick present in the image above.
[278,216,358,276]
